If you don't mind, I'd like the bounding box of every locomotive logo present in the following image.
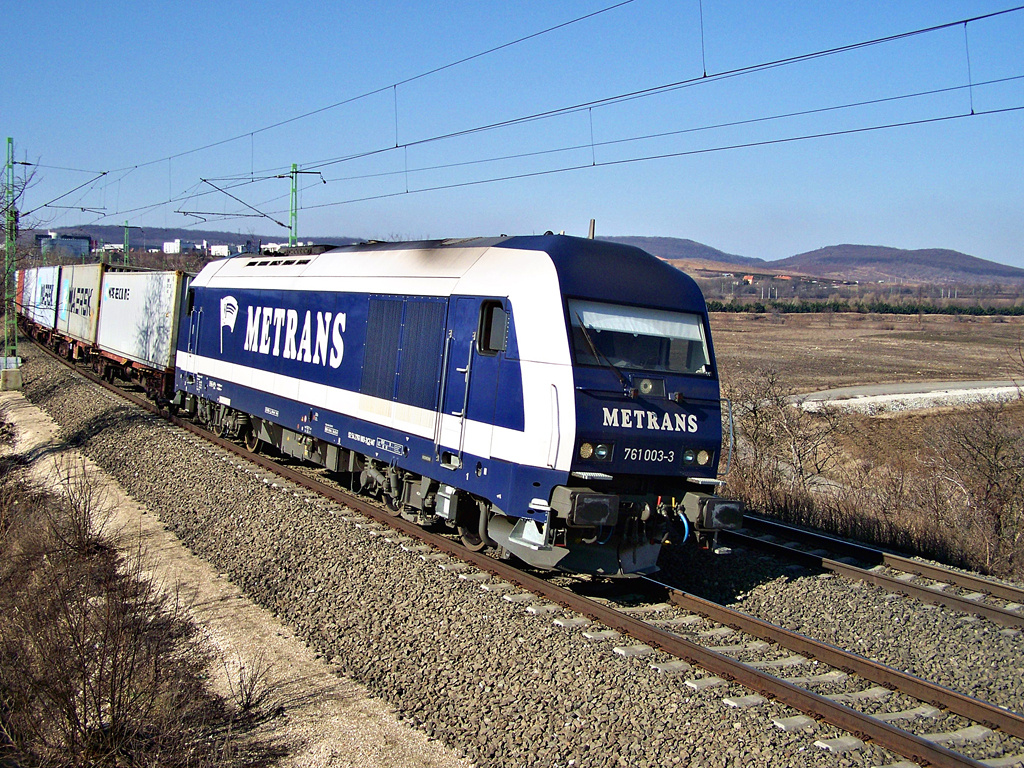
[603,407,698,433]
[220,296,239,353]
[242,303,346,369]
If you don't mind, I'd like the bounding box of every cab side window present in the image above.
[477,301,508,354]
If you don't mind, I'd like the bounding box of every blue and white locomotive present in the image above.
[173,234,741,576]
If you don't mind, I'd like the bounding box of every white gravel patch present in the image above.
[801,386,1021,415]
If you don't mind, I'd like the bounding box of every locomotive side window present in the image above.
[477,300,508,355]
[568,299,711,375]
[186,288,195,314]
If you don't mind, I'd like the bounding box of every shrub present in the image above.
[724,369,1024,580]
[0,436,271,766]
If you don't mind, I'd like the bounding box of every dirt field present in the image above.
[710,312,1024,391]
[712,311,1024,580]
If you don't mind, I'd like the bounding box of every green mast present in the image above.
[2,135,21,388]
[289,163,298,247]
[4,137,16,364]
[277,163,322,248]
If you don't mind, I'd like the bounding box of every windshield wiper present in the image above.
[574,311,632,393]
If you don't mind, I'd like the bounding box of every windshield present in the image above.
[568,299,711,375]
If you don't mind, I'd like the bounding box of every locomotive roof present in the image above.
[196,234,706,313]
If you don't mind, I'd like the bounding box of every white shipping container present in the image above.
[17,268,35,318]
[29,266,60,329]
[57,263,104,344]
[97,270,189,370]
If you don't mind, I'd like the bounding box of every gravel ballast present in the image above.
[15,348,1024,767]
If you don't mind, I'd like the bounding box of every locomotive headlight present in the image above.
[697,449,711,466]
[682,449,696,465]
[638,378,654,395]
[579,442,594,459]
[594,443,613,461]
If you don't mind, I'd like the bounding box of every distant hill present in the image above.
[600,236,764,266]
[773,245,1024,285]
[603,236,1024,286]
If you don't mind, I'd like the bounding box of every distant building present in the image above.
[36,231,92,259]
[163,239,201,254]
[210,244,231,257]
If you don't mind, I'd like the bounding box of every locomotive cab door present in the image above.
[183,287,203,386]
[437,296,508,470]
[186,288,201,356]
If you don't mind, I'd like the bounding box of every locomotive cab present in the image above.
[535,297,740,575]
[481,236,742,576]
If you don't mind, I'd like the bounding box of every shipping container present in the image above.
[97,270,190,370]
[28,266,60,329]
[56,263,104,345]
[15,270,25,315]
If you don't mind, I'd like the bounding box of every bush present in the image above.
[724,369,1024,580]
[0,433,271,766]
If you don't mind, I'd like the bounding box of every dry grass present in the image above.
[723,370,1024,580]
[0,415,278,767]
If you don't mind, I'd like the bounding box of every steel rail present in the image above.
[724,529,1024,630]
[28,340,1002,768]
[740,514,1024,604]
[660,585,1024,739]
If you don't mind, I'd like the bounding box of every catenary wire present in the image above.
[262,104,1024,218]
[79,5,1024,226]
[312,74,1024,186]
[95,1,639,176]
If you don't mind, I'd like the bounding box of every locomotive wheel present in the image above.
[243,427,260,453]
[383,493,403,517]
[458,501,490,552]
[458,526,486,551]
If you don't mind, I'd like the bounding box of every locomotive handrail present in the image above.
[433,331,454,461]
[720,397,734,477]
[454,333,476,465]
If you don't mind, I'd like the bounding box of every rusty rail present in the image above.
[740,514,1024,604]
[724,527,1024,630]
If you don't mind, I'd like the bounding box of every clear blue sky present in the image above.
[4,1,1022,266]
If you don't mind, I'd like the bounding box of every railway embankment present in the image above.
[10,346,1024,767]
[0,389,469,768]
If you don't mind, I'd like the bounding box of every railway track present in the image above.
[29,338,1024,768]
[723,516,1024,630]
